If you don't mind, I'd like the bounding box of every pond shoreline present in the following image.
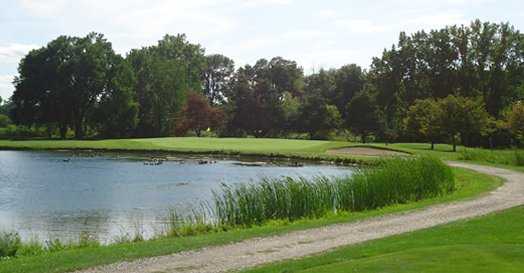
[0,146,369,166]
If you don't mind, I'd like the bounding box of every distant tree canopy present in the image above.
[7,20,524,148]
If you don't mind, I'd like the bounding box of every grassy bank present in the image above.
[242,205,524,273]
[0,167,500,273]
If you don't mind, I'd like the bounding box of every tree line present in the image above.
[4,19,524,148]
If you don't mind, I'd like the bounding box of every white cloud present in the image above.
[242,0,292,7]
[6,0,523,83]
[403,12,468,30]
[0,43,39,64]
[0,75,15,100]
[335,19,389,33]
[18,0,68,17]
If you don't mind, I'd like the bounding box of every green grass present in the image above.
[1,137,522,168]
[0,167,500,273]
[0,138,376,165]
[1,138,521,167]
[241,205,524,273]
[459,149,524,166]
[0,137,346,155]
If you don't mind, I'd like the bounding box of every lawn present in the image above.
[0,137,347,155]
[242,205,524,273]
[0,167,500,273]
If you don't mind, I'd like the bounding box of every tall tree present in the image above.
[12,33,128,139]
[128,34,206,137]
[437,95,491,152]
[225,57,304,137]
[175,92,225,137]
[297,92,341,140]
[404,98,442,150]
[332,64,365,118]
[202,54,234,105]
[91,57,138,137]
[346,91,380,143]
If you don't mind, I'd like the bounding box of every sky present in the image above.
[0,0,523,100]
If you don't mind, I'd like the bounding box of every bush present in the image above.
[0,125,48,139]
[0,232,21,258]
[0,114,10,128]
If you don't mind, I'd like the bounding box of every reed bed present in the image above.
[169,156,454,235]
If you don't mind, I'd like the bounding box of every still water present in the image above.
[0,150,353,243]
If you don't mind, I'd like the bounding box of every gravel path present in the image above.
[76,162,524,273]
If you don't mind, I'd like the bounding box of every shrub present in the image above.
[0,232,21,258]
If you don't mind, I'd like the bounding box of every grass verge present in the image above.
[241,205,524,273]
[0,167,501,273]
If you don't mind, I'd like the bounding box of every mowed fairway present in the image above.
[243,206,524,273]
[0,137,348,155]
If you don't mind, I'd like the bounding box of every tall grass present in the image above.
[460,149,524,166]
[169,156,454,233]
[0,232,21,258]
[0,231,99,259]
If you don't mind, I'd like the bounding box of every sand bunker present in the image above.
[327,147,409,156]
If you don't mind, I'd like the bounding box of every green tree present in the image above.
[225,57,304,137]
[91,57,138,137]
[12,33,126,139]
[0,115,10,128]
[297,92,341,140]
[437,95,491,152]
[202,54,234,105]
[505,101,524,142]
[404,98,442,150]
[128,34,206,137]
[346,91,380,143]
[332,64,365,119]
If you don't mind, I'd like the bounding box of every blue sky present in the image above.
[0,0,523,99]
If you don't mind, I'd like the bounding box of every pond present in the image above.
[0,150,354,243]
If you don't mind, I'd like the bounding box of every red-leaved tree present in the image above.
[175,92,225,136]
